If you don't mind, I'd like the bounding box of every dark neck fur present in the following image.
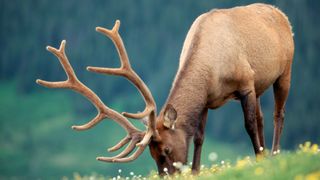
[164,63,208,139]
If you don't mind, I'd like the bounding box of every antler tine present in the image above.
[36,40,73,88]
[97,116,153,163]
[107,136,131,152]
[97,142,147,163]
[71,113,105,130]
[107,137,140,159]
[88,20,157,126]
[92,20,130,74]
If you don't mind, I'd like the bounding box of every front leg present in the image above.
[192,108,208,174]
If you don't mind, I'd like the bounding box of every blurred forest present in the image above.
[1,0,319,179]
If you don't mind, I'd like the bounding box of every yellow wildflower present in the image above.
[254,167,264,175]
[310,144,319,154]
[235,157,251,169]
[294,174,304,180]
[305,171,320,180]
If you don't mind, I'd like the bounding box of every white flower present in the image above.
[173,162,183,169]
[118,169,122,173]
[208,152,218,161]
[221,160,225,164]
[130,172,134,176]
[163,167,168,172]
[259,147,264,151]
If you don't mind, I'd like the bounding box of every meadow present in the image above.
[69,142,320,180]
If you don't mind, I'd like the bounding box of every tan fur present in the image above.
[150,3,294,175]
[166,3,293,126]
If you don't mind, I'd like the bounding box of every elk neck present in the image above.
[161,16,210,140]
[164,58,210,139]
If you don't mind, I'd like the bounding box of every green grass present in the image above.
[73,142,320,180]
[196,143,320,180]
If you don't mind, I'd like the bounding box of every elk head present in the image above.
[148,104,189,175]
[36,20,186,175]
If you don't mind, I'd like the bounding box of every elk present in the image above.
[37,3,294,176]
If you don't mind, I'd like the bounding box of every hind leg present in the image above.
[272,69,291,155]
[239,88,262,155]
[256,97,265,150]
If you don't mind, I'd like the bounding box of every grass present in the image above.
[71,142,320,180]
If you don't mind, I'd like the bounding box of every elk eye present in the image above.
[164,147,170,154]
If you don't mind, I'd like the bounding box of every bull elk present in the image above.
[36,3,294,175]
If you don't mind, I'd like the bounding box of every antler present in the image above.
[89,20,158,143]
[36,20,157,162]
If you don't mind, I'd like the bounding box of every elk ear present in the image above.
[163,104,177,129]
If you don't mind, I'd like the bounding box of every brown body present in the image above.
[150,3,294,174]
[37,3,294,176]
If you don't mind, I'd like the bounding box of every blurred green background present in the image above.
[1,0,319,179]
